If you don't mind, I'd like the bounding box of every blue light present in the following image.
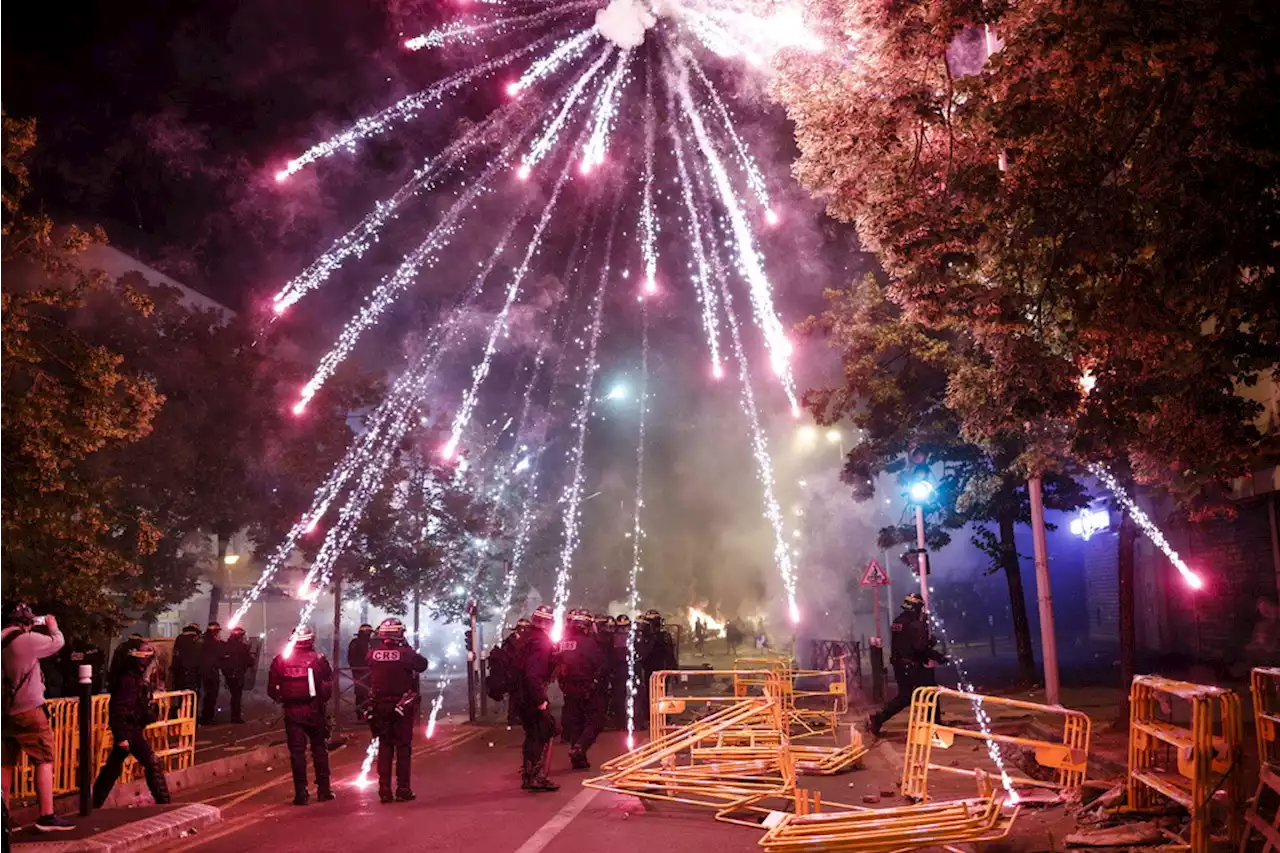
[908,480,934,504]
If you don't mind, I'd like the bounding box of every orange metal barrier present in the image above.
[1254,667,1280,770]
[902,686,1091,801]
[1126,675,1244,853]
[12,690,197,801]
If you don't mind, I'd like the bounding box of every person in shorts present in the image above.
[2,603,75,832]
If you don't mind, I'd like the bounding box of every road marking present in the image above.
[510,788,600,853]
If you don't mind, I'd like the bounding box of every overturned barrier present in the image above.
[902,686,1091,801]
[1253,667,1280,770]
[1127,675,1243,853]
[758,794,1019,853]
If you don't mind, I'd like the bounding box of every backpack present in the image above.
[486,643,511,702]
[2,630,36,718]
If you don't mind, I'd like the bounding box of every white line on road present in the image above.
[511,788,600,853]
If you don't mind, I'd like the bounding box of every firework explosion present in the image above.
[244,0,828,659]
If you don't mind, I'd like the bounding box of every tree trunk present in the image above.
[1117,508,1138,725]
[207,534,228,625]
[999,511,1037,684]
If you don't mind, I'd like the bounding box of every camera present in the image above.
[32,615,47,626]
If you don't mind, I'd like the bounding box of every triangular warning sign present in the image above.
[860,558,890,586]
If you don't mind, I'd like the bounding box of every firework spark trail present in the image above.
[667,47,798,410]
[426,660,458,738]
[1090,464,1204,588]
[229,345,451,628]
[686,54,771,215]
[624,303,650,747]
[353,737,380,788]
[494,215,593,634]
[638,66,659,295]
[664,69,725,379]
[276,32,557,179]
[679,4,823,64]
[581,49,633,171]
[550,205,619,640]
[273,105,524,311]
[520,44,615,177]
[443,123,591,461]
[509,29,597,95]
[406,2,595,52]
[700,182,799,622]
[297,132,530,410]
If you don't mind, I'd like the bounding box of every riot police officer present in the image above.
[558,610,606,769]
[513,605,558,792]
[267,626,334,805]
[868,594,947,736]
[591,616,615,729]
[607,614,633,727]
[366,617,429,803]
[108,633,145,686]
[348,623,374,718]
[636,610,676,720]
[490,618,531,726]
[222,626,254,724]
[171,624,202,691]
[199,623,226,724]
[92,643,170,807]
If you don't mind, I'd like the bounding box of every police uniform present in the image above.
[366,619,429,803]
[513,607,559,792]
[558,612,606,769]
[607,616,633,725]
[92,644,170,807]
[636,612,676,723]
[869,596,946,735]
[267,630,334,805]
[171,625,202,691]
[347,624,374,718]
[222,628,254,724]
[199,624,226,724]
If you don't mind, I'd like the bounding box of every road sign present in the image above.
[860,558,890,586]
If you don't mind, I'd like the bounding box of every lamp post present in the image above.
[907,477,934,611]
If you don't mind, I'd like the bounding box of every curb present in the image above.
[12,805,221,853]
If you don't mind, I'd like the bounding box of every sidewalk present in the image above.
[10,805,220,853]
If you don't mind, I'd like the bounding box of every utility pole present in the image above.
[914,504,931,611]
[331,566,343,730]
[1028,476,1060,705]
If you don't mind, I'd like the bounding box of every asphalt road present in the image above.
[153,707,1079,853]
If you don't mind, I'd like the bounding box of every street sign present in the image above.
[860,558,890,586]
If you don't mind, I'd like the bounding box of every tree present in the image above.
[2,115,164,632]
[774,0,1278,510]
[801,275,1089,683]
[78,278,376,623]
[346,445,504,626]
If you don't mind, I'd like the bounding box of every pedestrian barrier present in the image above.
[12,690,197,801]
[1253,667,1280,770]
[758,794,1020,853]
[1126,675,1244,853]
[1240,763,1280,853]
[901,686,1091,801]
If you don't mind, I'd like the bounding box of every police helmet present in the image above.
[229,626,247,640]
[292,625,316,648]
[567,610,592,634]
[127,642,157,662]
[642,609,663,627]
[358,623,374,635]
[593,614,612,632]
[615,614,631,629]
[207,622,222,634]
[902,593,925,612]
[530,605,554,632]
[377,617,406,640]
[515,618,533,633]
[129,632,144,641]
[182,623,201,636]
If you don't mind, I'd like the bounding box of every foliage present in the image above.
[345,444,505,625]
[774,0,1279,515]
[2,115,163,632]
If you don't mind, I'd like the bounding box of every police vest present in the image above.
[276,659,319,702]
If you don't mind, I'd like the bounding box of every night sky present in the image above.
[4,1,1090,636]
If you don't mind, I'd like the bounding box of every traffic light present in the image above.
[464,629,474,652]
[900,548,930,576]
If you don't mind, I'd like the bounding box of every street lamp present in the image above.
[223,554,240,566]
[607,383,629,401]
[907,480,935,504]
[905,465,934,610]
[798,425,817,443]
[825,429,841,444]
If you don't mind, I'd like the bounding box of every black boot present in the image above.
[521,760,537,791]
[867,714,882,738]
[150,773,171,806]
[317,784,335,803]
[293,789,309,806]
[568,747,590,770]
[395,788,415,802]
[379,788,395,804]
[529,760,559,793]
